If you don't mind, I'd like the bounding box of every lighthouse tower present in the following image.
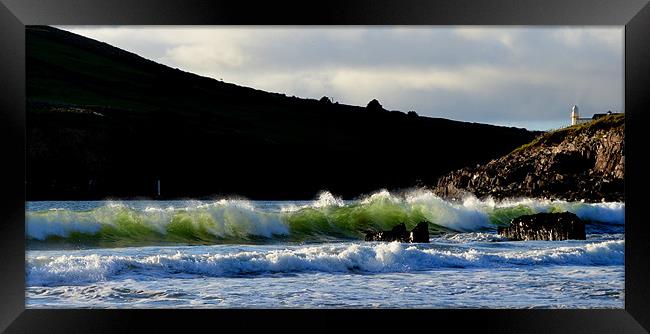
[571,105,579,125]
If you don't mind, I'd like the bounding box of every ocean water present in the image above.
[26,190,625,308]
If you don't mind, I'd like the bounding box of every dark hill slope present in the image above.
[434,114,624,202]
[27,26,538,200]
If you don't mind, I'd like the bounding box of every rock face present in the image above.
[365,222,430,243]
[433,114,624,202]
[498,212,586,241]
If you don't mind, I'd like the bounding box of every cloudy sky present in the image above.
[59,26,623,130]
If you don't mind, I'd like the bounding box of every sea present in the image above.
[25,190,625,308]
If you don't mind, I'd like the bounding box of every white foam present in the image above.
[406,191,492,231]
[312,191,345,208]
[280,191,344,212]
[26,212,103,240]
[27,240,624,286]
[473,196,625,224]
[436,232,509,243]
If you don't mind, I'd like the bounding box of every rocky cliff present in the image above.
[434,114,624,202]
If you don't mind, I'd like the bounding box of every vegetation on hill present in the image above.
[435,114,625,202]
[512,113,624,154]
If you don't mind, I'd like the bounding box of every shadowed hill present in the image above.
[27,26,539,200]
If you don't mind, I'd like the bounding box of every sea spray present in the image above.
[26,190,625,247]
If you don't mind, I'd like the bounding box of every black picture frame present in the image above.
[1,0,649,332]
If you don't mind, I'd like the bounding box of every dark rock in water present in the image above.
[498,212,585,241]
[365,223,408,242]
[409,221,430,243]
[365,222,430,243]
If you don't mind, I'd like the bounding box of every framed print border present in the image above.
[0,0,648,332]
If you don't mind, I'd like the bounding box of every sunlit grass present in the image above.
[511,113,624,154]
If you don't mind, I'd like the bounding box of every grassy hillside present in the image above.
[511,113,624,154]
[26,26,539,200]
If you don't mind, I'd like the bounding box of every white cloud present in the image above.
[56,26,623,130]
[552,27,623,50]
[164,43,247,71]
[454,26,520,49]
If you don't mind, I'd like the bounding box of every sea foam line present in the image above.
[27,240,624,286]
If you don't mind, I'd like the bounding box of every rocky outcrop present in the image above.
[365,222,430,243]
[433,114,624,202]
[497,212,586,241]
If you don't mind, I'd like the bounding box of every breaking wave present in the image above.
[27,239,625,286]
[26,190,624,247]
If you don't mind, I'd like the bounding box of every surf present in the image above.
[27,239,625,287]
[26,190,625,247]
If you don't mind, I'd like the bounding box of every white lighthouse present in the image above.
[570,105,590,126]
[571,105,579,125]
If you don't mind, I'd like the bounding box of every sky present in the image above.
[59,26,624,131]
